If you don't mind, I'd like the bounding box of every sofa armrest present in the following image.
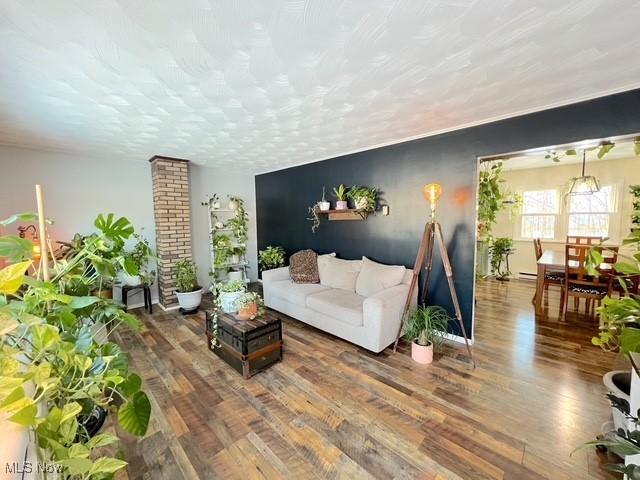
[362,284,417,351]
[262,266,290,283]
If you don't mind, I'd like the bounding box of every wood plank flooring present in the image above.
[111,278,622,479]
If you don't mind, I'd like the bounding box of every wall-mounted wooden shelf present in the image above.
[319,209,369,221]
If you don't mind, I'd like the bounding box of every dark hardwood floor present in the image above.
[111,278,621,479]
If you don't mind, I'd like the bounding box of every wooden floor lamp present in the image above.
[392,183,475,368]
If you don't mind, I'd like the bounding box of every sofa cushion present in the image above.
[289,249,319,283]
[317,256,362,291]
[355,257,406,297]
[306,289,365,326]
[267,279,332,307]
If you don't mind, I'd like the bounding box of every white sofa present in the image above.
[262,256,416,353]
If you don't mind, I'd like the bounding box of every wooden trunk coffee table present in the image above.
[205,310,283,379]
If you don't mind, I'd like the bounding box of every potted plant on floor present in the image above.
[333,184,349,210]
[0,212,151,478]
[403,305,450,364]
[236,291,264,320]
[216,279,246,313]
[258,246,285,274]
[490,237,514,281]
[175,259,203,312]
[347,185,378,212]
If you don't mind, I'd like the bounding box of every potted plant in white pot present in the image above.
[216,279,246,313]
[175,259,203,312]
[403,305,450,364]
[347,185,378,212]
[319,186,331,211]
[236,291,264,320]
[333,184,349,210]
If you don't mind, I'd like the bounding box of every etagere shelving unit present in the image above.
[203,194,249,288]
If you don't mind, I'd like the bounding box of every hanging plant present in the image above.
[630,184,640,229]
[477,161,506,240]
[307,203,321,233]
[226,196,248,244]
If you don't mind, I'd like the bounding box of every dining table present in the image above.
[534,249,612,316]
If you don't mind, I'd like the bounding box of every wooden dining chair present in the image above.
[566,235,602,246]
[560,244,618,321]
[532,238,564,305]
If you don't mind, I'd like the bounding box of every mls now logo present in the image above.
[5,462,64,474]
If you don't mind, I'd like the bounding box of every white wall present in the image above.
[0,146,158,305]
[492,156,640,276]
[189,165,257,288]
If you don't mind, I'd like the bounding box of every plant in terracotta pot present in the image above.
[216,279,246,313]
[236,292,264,320]
[333,184,349,210]
[403,305,450,364]
[175,259,203,312]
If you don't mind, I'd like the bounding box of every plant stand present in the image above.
[202,194,250,289]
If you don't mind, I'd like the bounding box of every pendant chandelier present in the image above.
[567,149,600,195]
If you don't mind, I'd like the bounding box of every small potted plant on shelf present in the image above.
[333,184,349,210]
[236,292,264,320]
[403,305,450,364]
[258,246,286,273]
[319,186,331,211]
[175,259,203,312]
[217,279,246,313]
[347,185,378,212]
[122,233,155,286]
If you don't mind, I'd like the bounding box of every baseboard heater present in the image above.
[518,272,537,281]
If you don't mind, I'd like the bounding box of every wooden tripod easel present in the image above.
[392,219,475,368]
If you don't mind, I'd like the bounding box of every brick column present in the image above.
[149,155,192,309]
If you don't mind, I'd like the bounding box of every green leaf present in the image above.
[0,261,32,295]
[0,212,38,226]
[89,457,128,476]
[564,149,577,155]
[635,139,640,156]
[118,390,151,436]
[620,328,640,355]
[86,433,119,450]
[120,373,142,398]
[101,343,128,374]
[68,295,101,310]
[9,402,37,426]
[0,236,34,262]
[597,142,615,159]
[0,385,25,408]
[94,214,134,242]
[31,324,60,351]
[0,312,19,335]
[68,443,90,459]
[57,458,92,475]
[60,401,82,424]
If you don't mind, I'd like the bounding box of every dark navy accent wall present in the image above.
[255,89,640,337]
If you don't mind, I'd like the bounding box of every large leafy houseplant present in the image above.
[258,246,285,272]
[477,161,506,240]
[0,213,151,478]
[347,186,378,212]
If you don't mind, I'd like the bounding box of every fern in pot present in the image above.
[403,305,450,364]
[175,259,203,312]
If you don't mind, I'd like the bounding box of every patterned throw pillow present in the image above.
[289,249,320,284]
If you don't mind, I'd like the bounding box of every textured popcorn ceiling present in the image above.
[1,1,640,172]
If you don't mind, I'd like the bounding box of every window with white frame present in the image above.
[520,189,559,239]
[567,185,614,238]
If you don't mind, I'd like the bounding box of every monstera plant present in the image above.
[0,213,151,478]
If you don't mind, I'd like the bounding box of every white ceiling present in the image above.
[1,1,640,173]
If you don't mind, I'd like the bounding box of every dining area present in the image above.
[533,235,637,320]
